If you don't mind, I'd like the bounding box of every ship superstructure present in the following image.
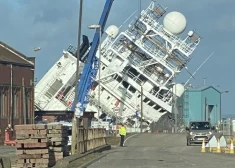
[34,1,201,126]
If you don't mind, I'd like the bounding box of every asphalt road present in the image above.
[87,133,235,168]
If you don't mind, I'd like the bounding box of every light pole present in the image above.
[171,80,178,133]
[220,90,229,133]
[71,0,83,155]
[32,47,41,124]
[140,84,143,133]
[88,24,102,127]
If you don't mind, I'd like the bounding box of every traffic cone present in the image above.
[230,140,234,154]
[209,143,212,152]
[216,138,221,153]
[201,139,206,153]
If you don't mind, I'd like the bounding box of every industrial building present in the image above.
[0,41,35,135]
[181,86,221,127]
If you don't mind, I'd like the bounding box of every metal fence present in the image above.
[218,117,235,139]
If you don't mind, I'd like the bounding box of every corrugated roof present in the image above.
[0,41,34,66]
[187,85,220,93]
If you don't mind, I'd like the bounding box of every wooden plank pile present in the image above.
[15,124,49,168]
[15,124,70,168]
[47,124,69,167]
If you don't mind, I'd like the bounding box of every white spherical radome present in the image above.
[163,11,187,35]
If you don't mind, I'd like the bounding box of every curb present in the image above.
[53,144,111,168]
[79,153,107,168]
[79,133,139,167]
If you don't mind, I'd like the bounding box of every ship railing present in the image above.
[151,21,194,56]
[138,58,158,67]
[123,70,143,85]
[117,86,133,99]
[150,89,168,102]
[138,67,164,85]
[137,37,177,71]
[139,13,195,56]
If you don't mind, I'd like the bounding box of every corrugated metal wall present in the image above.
[0,63,34,134]
[182,86,221,127]
[183,91,202,124]
[201,87,221,127]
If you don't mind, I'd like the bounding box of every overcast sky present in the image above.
[0,0,234,116]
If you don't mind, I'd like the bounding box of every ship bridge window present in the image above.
[148,101,155,107]
[128,86,136,93]
[154,104,161,110]
[129,67,138,76]
[143,97,149,103]
[46,79,63,98]
[138,74,147,83]
[122,81,129,89]
[116,76,122,83]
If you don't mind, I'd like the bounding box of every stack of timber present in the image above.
[15,124,70,167]
[47,124,69,167]
[15,124,49,168]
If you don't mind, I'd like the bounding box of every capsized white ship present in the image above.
[34,2,200,126]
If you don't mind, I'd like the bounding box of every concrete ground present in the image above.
[0,146,17,167]
[87,133,235,168]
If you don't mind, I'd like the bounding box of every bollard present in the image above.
[230,140,234,154]
[216,139,221,153]
[201,139,206,153]
[4,125,15,146]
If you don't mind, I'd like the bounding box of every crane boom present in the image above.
[72,0,114,117]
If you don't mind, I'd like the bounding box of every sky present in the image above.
[0,0,234,116]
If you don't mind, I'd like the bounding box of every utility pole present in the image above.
[71,0,83,155]
[22,78,27,124]
[140,85,143,133]
[172,77,178,133]
[10,64,13,127]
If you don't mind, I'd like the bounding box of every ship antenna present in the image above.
[118,10,137,29]
[184,52,214,86]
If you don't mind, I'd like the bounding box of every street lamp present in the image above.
[221,91,229,94]
[88,24,102,127]
[220,90,229,133]
[32,47,41,124]
[169,81,178,133]
[71,0,83,155]
[34,47,41,52]
[140,83,144,133]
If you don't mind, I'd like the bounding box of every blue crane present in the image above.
[71,0,114,116]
